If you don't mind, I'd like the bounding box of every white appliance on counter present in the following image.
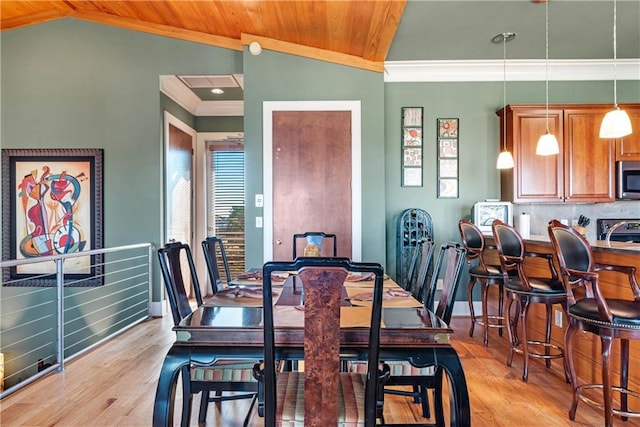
[472,201,513,233]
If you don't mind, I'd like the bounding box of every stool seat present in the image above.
[504,277,565,295]
[570,299,640,327]
[468,264,502,278]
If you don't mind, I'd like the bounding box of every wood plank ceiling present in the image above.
[0,0,407,72]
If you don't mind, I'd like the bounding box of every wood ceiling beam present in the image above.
[71,10,242,51]
[1,9,69,31]
[241,33,384,73]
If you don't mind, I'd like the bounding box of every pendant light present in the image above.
[599,0,632,138]
[495,32,515,170]
[536,0,560,156]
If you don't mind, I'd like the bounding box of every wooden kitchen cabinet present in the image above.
[498,104,615,203]
[615,104,640,161]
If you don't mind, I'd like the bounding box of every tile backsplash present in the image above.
[512,201,640,241]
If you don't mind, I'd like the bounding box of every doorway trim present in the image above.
[263,100,362,262]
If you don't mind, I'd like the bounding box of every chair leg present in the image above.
[198,391,209,423]
[565,324,580,421]
[481,280,490,346]
[505,295,516,368]
[419,386,431,419]
[467,278,477,337]
[601,335,614,427]
[621,338,630,421]
[497,283,504,337]
[520,298,530,383]
[544,303,552,369]
[180,366,193,427]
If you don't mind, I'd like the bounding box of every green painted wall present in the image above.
[242,49,387,269]
[1,19,242,305]
[196,116,244,132]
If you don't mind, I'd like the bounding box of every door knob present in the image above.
[275,240,282,245]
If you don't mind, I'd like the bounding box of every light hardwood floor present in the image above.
[1,314,638,426]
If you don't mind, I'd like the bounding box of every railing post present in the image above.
[148,244,155,317]
[56,258,65,372]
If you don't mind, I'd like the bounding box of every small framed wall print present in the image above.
[438,118,459,138]
[438,158,458,178]
[403,128,422,146]
[403,148,422,166]
[438,178,458,198]
[401,107,423,187]
[403,107,423,127]
[438,139,457,158]
[403,167,422,187]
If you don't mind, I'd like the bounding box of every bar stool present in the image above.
[458,219,507,346]
[492,219,569,382]
[548,219,640,427]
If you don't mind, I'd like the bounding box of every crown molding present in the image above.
[384,59,640,82]
[159,75,244,117]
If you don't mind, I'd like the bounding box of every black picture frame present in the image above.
[2,148,104,286]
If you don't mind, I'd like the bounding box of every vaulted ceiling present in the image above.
[0,0,406,72]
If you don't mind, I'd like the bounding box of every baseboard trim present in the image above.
[150,301,166,318]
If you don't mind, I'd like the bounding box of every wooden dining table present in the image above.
[152,272,471,427]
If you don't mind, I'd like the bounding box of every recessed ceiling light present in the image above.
[211,88,224,94]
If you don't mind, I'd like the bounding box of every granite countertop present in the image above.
[485,233,640,254]
[524,234,640,254]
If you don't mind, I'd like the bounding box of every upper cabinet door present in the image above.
[499,105,563,203]
[563,108,615,203]
[615,105,640,161]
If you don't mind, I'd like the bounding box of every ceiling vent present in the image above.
[178,75,239,88]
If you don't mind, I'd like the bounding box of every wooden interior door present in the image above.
[271,111,352,261]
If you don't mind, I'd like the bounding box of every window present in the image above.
[207,144,245,276]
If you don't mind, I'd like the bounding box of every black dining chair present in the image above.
[548,219,640,427]
[379,242,466,420]
[292,231,338,258]
[157,241,258,426]
[201,236,232,294]
[492,220,569,383]
[255,257,389,426]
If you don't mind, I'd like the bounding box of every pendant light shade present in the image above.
[494,32,516,170]
[497,150,515,169]
[600,107,633,138]
[600,0,633,139]
[536,0,559,156]
[536,132,560,155]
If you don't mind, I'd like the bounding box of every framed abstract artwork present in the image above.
[2,148,104,286]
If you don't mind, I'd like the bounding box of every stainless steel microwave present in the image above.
[617,161,640,200]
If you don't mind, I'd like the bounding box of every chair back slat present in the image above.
[157,242,203,326]
[299,266,348,424]
[405,239,435,301]
[202,236,232,294]
[292,232,338,259]
[424,243,466,324]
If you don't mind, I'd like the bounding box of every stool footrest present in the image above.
[476,315,507,329]
[577,384,640,419]
[512,340,564,360]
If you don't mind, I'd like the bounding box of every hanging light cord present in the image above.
[544,1,550,133]
[613,0,618,108]
[503,33,507,152]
